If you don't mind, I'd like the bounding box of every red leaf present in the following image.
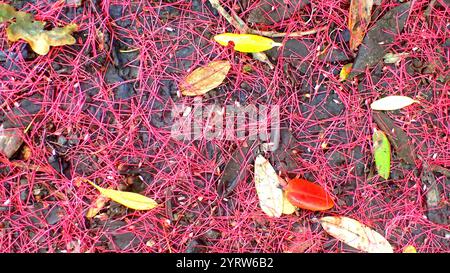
[285,178,334,211]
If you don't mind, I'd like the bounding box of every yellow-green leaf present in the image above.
[339,63,353,81]
[370,96,418,111]
[2,6,78,55]
[0,3,16,22]
[85,179,158,211]
[402,245,417,253]
[254,154,283,217]
[320,216,393,253]
[373,129,391,179]
[214,33,282,53]
[180,60,231,96]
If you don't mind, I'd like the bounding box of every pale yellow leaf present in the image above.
[85,179,158,211]
[180,60,231,96]
[214,33,282,53]
[282,193,297,215]
[320,216,393,253]
[383,52,410,64]
[402,245,417,253]
[370,96,418,111]
[254,155,283,217]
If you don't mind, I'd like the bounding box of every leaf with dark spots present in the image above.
[372,111,416,165]
[217,141,257,197]
[421,168,448,225]
[349,2,411,79]
[247,0,310,25]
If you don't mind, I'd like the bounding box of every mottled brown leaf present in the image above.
[180,60,231,96]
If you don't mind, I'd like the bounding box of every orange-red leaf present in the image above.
[348,0,374,51]
[285,178,334,211]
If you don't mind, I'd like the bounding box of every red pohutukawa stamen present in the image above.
[285,178,334,211]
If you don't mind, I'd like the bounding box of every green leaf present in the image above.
[373,129,391,179]
[0,3,17,22]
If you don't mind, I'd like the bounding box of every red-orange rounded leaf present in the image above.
[285,178,334,211]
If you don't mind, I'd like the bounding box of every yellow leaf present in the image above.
[214,33,282,53]
[320,216,393,253]
[4,7,77,55]
[370,96,418,111]
[85,179,158,211]
[348,0,374,51]
[339,63,353,81]
[282,193,297,215]
[254,155,283,217]
[180,60,231,96]
[86,194,110,218]
[402,245,417,253]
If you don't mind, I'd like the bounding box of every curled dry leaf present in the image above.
[348,0,374,51]
[214,33,282,53]
[285,178,334,211]
[84,179,158,211]
[320,216,394,253]
[180,60,231,96]
[373,129,391,179]
[86,194,110,218]
[254,155,283,217]
[370,95,418,111]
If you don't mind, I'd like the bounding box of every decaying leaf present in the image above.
[180,60,231,96]
[0,124,23,158]
[86,194,110,218]
[349,2,411,79]
[1,4,78,55]
[254,154,283,217]
[373,129,391,179]
[247,0,310,25]
[339,63,353,81]
[383,52,410,64]
[285,178,334,211]
[84,179,158,211]
[372,111,416,165]
[320,216,393,253]
[214,33,282,53]
[348,0,374,51]
[371,96,418,111]
[402,245,417,253]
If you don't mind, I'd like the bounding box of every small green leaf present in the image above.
[373,129,391,179]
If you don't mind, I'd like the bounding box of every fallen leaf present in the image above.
[402,245,417,253]
[86,194,110,218]
[370,96,418,111]
[1,5,78,55]
[0,3,16,22]
[0,124,23,158]
[84,179,158,211]
[348,0,374,51]
[285,178,334,211]
[254,154,283,217]
[372,112,416,165]
[282,192,297,215]
[339,63,353,81]
[180,60,231,96]
[383,52,410,64]
[349,2,411,78]
[373,129,391,179]
[214,33,282,53]
[320,216,393,253]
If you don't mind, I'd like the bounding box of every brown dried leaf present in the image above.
[348,0,374,51]
[180,60,231,96]
[86,194,110,219]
